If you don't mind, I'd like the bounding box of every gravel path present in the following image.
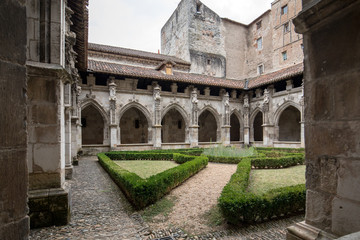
[147,163,238,234]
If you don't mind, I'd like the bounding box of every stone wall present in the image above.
[0,0,29,238]
[287,0,360,238]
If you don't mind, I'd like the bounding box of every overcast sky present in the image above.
[89,0,273,53]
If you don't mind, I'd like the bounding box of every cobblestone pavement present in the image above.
[30,156,304,240]
[30,156,143,240]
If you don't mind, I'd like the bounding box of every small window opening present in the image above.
[178,120,182,129]
[135,119,140,129]
[196,3,201,13]
[256,20,262,30]
[281,5,288,15]
[282,51,288,61]
[301,44,304,50]
[207,59,211,65]
[258,64,264,75]
[81,118,87,127]
[257,37,263,50]
[284,22,290,33]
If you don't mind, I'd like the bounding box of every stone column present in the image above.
[71,84,81,164]
[108,78,118,150]
[189,89,199,148]
[65,107,73,179]
[287,1,360,239]
[243,94,250,145]
[262,89,274,147]
[300,83,305,148]
[153,86,162,148]
[221,92,231,146]
[0,0,29,238]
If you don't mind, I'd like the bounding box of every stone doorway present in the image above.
[253,112,263,141]
[278,106,301,141]
[198,110,217,142]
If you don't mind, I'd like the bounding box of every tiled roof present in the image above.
[88,59,245,89]
[88,43,191,66]
[247,63,304,89]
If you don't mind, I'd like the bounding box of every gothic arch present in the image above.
[118,102,152,127]
[198,106,220,142]
[250,108,264,142]
[81,99,109,125]
[161,104,188,143]
[230,109,244,142]
[119,102,152,144]
[274,101,302,126]
[274,102,301,142]
[80,99,109,145]
[161,103,189,129]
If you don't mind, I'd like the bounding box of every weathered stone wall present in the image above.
[0,0,29,238]
[161,0,191,62]
[222,19,248,80]
[288,0,360,238]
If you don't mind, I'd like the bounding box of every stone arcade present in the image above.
[0,0,359,239]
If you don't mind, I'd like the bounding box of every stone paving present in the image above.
[30,156,304,240]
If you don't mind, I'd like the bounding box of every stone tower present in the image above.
[161,0,226,78]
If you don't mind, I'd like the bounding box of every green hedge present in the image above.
[173,153,196,164]
[105,152,174,161]
[218,158,305,224]
[251,154,304,169]
[98,153,208,209]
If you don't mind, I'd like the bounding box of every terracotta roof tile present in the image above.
[247,63,303,89]
[88,43,190,66]
[88,60,245,89]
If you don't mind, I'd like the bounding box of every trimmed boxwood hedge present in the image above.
[98,152,208,209]
[251,153,304,169]
[218,158,305,224]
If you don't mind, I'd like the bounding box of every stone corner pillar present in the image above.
[243,94,250,146]
[221,125,231,146]
[153,125,162,149]
[153,86,162,149]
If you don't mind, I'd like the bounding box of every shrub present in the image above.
[173,153,196,164]
[218,158,305,224]
[98,152,208,209]
[251,154,304,169]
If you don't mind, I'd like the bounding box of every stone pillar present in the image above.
[287,1,360,239]
[262,89,274,147]
[189,89,199,147]
[65,107,73,179]
[300,82,305,148]
[243,94,250,145]
[221,92,230,146]
[0,0,29,238]
[153,86,162,148]
[108,78,118,150]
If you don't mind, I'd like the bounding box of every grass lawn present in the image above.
[114,160,178,179]
[248,165,305,195]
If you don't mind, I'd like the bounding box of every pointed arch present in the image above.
[161,104,188,143]
[198,106,220,142]
[274,102,301,142]
[81,98,109,124]
[250,108,263,142]
[119,102,152,127]
[161,103,189,129]
[80,99,108,145]
[230,109,244,142]
[274,101,301,126]
[119,102,152,144]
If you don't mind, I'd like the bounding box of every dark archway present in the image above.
[230,113,241,141]
[278,106,301,141]
[198,110,217,142]
[120,107,148,144]
[253,112,263,141]
[161,109,186,143]
[81,105,104,144]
